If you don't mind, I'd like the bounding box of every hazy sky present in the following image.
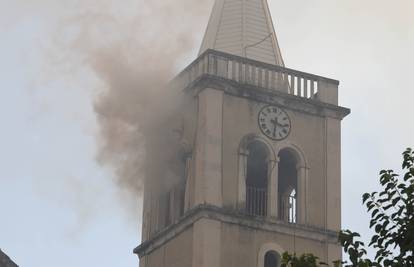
[1,0,413,266]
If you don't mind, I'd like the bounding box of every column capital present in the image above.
[269,155,280,163]
[239,151,250,157]
[296,164,310,171]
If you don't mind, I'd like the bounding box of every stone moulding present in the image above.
[134,204,340,258]
[184,75,350,120]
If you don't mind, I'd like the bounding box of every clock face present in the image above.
[258,105,291,140]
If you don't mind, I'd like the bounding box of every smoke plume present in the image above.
[56,0,212,197]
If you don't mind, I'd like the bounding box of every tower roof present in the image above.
[199,0,285,66]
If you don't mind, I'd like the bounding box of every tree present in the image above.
[339,148,414,266]
[280,252,341,267]
[282,148,414,267]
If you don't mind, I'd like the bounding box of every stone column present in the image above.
[268,157,279,218]
[297,164,309,225]
[237,151,249,210]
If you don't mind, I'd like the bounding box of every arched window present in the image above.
[159,149,190,229]
[264,251,281,267]
[246,141,269,216]
[278,149,298,223]
[170,151,190,221]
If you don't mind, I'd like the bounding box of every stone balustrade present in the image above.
[174,49,339,105]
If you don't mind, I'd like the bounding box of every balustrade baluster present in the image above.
[239,62,243,83]
[304,78,309,98]
[279,72,284,92]
[206,54,210,74]
[232,60,236,81]
[226,60,231,79]
[311,80,315,96]
[291,75,296,95]
[250,66,255,86]
[258,67,263,87]
[209,55,216,75]
[284,72,291,94]
[264,69,269,89]
[207,54,212,74]
[270,70,276,89]
[244,64,249,84]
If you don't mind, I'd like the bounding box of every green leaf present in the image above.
[363,193,371,203]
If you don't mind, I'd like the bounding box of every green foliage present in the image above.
[280,252,329,267]
[339,148,414,267]
[282,148,414,267]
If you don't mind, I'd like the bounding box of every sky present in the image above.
[0,0,413,266]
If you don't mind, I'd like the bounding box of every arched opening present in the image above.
[169,151,190,222]
[264,251,281,267]
[278,149,298,223]
[158,149,189,229]
[246,141,269,216]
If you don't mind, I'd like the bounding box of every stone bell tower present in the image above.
[134,0,350,266]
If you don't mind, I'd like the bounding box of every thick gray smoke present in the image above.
[57,0,212,196]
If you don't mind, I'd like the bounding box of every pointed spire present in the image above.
[199,0,285,66]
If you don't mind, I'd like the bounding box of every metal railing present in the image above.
[174,49,339,100]
[246,186,268,217]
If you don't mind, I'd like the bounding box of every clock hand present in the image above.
[271,118,278,136]
[276,122,289,128]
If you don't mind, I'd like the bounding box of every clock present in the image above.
[258,105,291,140]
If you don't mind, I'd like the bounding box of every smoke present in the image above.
[52,0,212,197]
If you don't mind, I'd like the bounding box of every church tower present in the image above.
[134,0,350,266]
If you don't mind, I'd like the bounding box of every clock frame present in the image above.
[258,105,291,141]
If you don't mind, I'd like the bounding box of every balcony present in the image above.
[174,49,340,105]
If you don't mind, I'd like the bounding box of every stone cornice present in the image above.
[184,75,350,120]
[134,204,340,258]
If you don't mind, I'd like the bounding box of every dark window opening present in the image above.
[246,141,268,216]
[278,149,298,223]
[265,251,281,267]
[158,152,189,230]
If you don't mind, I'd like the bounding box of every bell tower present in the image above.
[134,0,350,266]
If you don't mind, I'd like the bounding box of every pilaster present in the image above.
[192,218,221,267]
[325,117,341,231]
[194,88,223,207]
